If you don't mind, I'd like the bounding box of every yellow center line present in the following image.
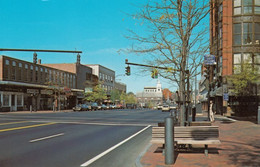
[0,121,29,126]
[0,122,56,133]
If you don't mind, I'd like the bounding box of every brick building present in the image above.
[0,55,82,112]
[209,0,260,115]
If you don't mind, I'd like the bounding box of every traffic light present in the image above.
[33,52,37,64]
[125,66,130,76]
[151,68,158,79]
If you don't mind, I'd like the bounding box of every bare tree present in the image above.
[125,0,209,125]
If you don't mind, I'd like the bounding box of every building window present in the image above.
[243,0,253,14]
[233,0,256,15]
[255,0,260,14]
[255,22,260,44]
[73,75,76,88]
[243,23,253,45]
[30,65,33,82]
[254,53,260,74]
[5,60,9,65]
[4,60,9,79]
[233,23,242,45]
[234,53,242,74]
[24,64,28,81]
[49,70,52,82]
[18,63,22,80]
[11,61,16,80]
[35,66,38,82]
[234,0,242,15]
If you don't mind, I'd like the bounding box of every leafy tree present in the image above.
[229,62,258,96]
[110,89,121,103]
[84,84,107,103]
[126,93,137,104]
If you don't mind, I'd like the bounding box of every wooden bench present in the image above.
[189,121,212,126]
[151,126,221,156]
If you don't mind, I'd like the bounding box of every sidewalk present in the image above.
[140,115,260,167]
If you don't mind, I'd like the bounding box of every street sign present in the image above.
[204,54,216,65]
[223,93,229,101]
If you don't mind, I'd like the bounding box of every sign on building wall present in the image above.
[27,89,39,94]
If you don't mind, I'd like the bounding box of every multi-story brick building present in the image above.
[209,0,260,115]
[0,55,82,112]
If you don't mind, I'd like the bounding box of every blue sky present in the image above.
[0,0,189,93]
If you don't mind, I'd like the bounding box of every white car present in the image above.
[162,105,170,112]
[157,104,163,110]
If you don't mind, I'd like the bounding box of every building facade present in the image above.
[136,80,163,107]
[209,0,260,114]
[86,64,115,95]
[0,55,81,112]
[114,81,127,94]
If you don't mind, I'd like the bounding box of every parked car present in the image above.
[91,102,98,110]
[110,104,117,109]
[81,104,91,111]
[73,104,82,111]
[162,104,170,112]
[101,104,107,110]
[116,104,123,109]
[157,104,163,110]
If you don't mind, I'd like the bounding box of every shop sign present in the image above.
[41,89,53,95]
[27,89,39,94]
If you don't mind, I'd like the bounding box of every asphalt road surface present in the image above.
[0,109,170,167]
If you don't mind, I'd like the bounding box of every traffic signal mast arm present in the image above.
[125,59,180,72]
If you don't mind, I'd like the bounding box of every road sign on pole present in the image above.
[223,93,229,101]
[204,55,216,65]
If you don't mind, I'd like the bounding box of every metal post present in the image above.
[165,116,175,165]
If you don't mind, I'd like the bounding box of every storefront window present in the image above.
[17,95,23,106]
[3,94,9,106]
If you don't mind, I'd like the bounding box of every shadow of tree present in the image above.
[221,139,260,166]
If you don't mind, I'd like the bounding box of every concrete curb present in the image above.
[135,143,152,167]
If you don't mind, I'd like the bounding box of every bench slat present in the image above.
[151,126,220,145]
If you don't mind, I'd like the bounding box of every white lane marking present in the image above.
[29,133,64,143]
[80,125,151,167]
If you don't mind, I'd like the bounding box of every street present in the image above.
[0,109,169,167]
